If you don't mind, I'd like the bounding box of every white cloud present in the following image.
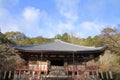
[20,7,51,37]
[3,23,20,32]
[0,0,20,33]
[55,0,80,21]
[0,3,44,37]
[74,32,84,38]
[80,21,103,33]
[22,7,40,23]
[0,0,55,38]
[80,22,96,30]
[57,21,73,31]
[51,0,82,37]
[20,6,62,38]
[0,0,117,38]
[0,10,19,33]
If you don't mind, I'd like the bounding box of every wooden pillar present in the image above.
[67,59,69,80]
[64,61,68,75]
[23,70,26,80]
[106,71,109,79]
[13,70,17,80]
[100,71,103,79]
[19,70,21,80]
[76,53,79,79]
[3,71,7,79]
[36,71,40,80]
[39,52,43,80]
[109,71,113,79]
[36,54,39,80]
[96,70,99,78]
[8,71,12,79]
[32,71,35,79]
[72,52,75,80]
[92,71,95,79]
[46,60,49,75]
[27,71,30,80]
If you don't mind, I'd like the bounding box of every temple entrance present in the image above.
[48,60,67,80]
[50,60,64,66]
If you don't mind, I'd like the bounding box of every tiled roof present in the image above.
[14,40,106,52]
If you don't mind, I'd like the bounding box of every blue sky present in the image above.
[0,0,120,38]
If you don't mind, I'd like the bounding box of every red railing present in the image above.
[17,66,29,70]
[17,65,48,72]
[67,65,97,71]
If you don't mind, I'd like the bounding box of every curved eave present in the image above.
[13,40,106,54]
[76,46,106,53]
[14,46,106,54]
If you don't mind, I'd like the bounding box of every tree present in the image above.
[0,33,25,70]
[92,35,103,47]
[61,32,70,42]
[99,50,120,72]
[98,26,120,79]
[54,34,62,39]
[54,33,71,42]
[5,31,26,40]
[83,36,94,46]
[31,36,53,45]
[100,26,120,54]
[98,50,120,80]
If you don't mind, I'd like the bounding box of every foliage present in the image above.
[55,33,71,42]
[31,36,53,45]
[0,44,25,70]
[82,35,102,47]
[0,33,25,70]
[96,26,120,78]
[5,31,26,40]
[99,27,120,54]
[98,50,120,72]
[83,36,93,46]
[5,32,53,45]
[98,50,120,79]
[4,31,103,46]
[14,37,53,45]
[14,37,33,45]
[55,33,84,45]
[0,32,8,43]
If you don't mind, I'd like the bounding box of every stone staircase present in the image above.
[49,66,65,76]
[44,66,71,80]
